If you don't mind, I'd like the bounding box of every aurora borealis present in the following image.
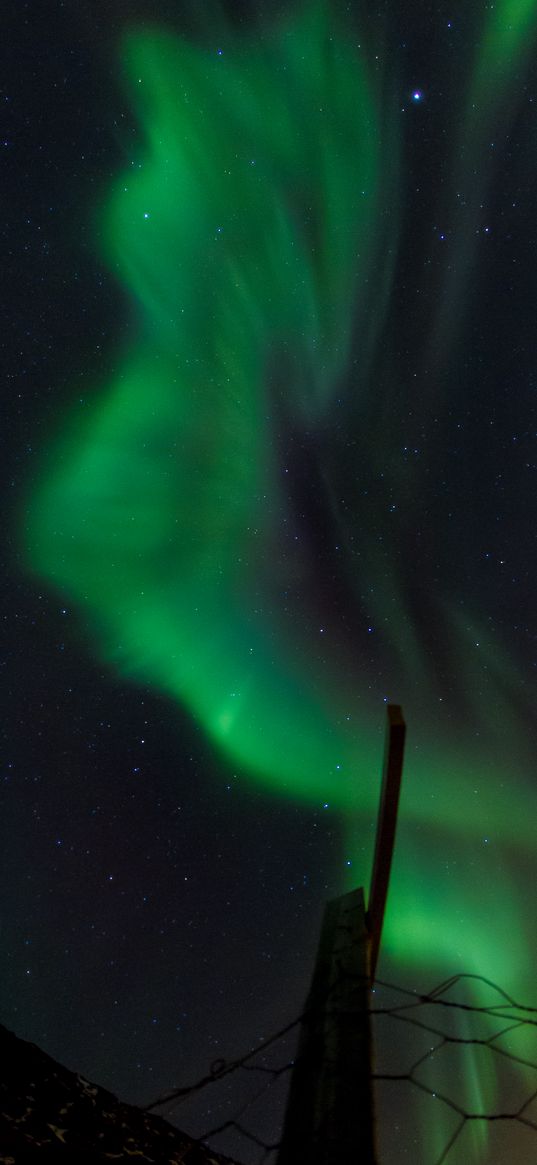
[23,2,389,809]
[5,1,537,1161]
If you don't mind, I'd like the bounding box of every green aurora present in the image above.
[24,1,390,808]
[19,4,537,1156]
[21,0,537,944]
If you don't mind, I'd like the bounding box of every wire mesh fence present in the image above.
[371,973,537,1165]
[142,972,537,1165]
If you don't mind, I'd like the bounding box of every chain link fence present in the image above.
[142,972,537,1165]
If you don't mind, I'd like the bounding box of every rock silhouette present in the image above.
[0,1023,237,1163]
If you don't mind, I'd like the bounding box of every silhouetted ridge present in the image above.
[0,1022,237,1163]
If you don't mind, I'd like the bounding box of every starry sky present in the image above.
[3,1,537,1162]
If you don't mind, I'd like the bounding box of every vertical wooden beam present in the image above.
[277,887,376,1165]
[277,706,406,1161]
[367,704,406,983]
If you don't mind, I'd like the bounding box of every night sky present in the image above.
[3,2,537,1162]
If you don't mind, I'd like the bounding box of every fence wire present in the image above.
[142,972,537,1165]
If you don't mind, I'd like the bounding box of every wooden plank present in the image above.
[367,704,406,983]
[277,887,376,1165]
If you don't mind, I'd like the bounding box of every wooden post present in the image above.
[277,887,376,1165]
[277,706,406,1163]
[367,704,406,983]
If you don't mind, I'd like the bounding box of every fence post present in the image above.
[277,705,406,1163]
[367,704,406,983]
[277,887,376,1165]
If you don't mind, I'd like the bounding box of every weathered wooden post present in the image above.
[277,705,406,1165]
[277,887,375,1165]
[367,704,406,983]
